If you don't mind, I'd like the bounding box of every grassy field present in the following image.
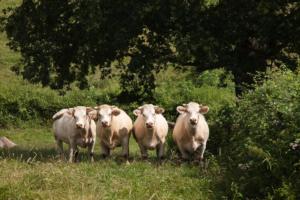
[0,127,222,200]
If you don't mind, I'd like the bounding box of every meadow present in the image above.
[0,126,223,200]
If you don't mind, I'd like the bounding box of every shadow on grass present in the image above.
[0,146,57,162]
[0,146,211,170]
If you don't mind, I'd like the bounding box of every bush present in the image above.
[224,68,300,199]
[0,82,115,127]
[155,68,235,119]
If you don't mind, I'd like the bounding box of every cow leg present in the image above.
[121,136,129,159]
[74,147,79,162]
[198,142,207,161]
[100,141,110,158]
[68,146,75,163]
[69,140,77,163]
[138,142,148,159]
[156,143,165,160]
[178,145,190,161]
[88,140,95,162]
[56,139,64,160]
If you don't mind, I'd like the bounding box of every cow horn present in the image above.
[182,103,187,107]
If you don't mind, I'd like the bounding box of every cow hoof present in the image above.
[141,156,148,160]
[100,154,109,159]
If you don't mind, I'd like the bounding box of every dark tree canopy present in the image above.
[2,0,299,99]
[172,0,300,92]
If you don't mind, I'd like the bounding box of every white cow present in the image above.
[133,104,168,159]
[52,106,96,162]
[93,105,132,159]
[173,102,209,161]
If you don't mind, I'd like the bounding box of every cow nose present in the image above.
[146,122,154,128]
[102,121,109,127]
[76,123,84,129]
[190,118,198,125]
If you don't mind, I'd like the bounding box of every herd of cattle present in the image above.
[52,102,209,162]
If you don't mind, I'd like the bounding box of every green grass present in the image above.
[0,127,222,200]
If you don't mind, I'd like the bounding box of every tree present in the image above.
[2,0,299,99]
[171,0,300,93]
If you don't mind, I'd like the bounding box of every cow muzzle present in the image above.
[101,121,109,128]
[146,122,154,129]
[190,118,198,125]
[76,123,84,129]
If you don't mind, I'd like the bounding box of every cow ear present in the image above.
[133,109,141,116]
[155,106,165,114]
[67,108,75,116]
[112,108,121,116]
[52,108,69,120]
[88,110,98,121]
[200,106,209,114]
[176,106,187,114]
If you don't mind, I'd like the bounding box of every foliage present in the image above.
[2,0,299,98]
[1,0,173,101]
[224,68,300,199]
[0,82,116,127]
[172,0,300,93]
[155,68,235,120]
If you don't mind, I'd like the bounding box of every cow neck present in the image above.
[102,124,113,145]
[145,124,157,142]
[189,126,197,137]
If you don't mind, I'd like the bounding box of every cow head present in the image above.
[133,104,164,129]
[176,102,209,127]
[67,106,94,129]
[94,105,121,128]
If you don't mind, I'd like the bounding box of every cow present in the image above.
[133,104,168,160]
[52,106,96,162]
[93,105,132,159]
[172,102,209,161]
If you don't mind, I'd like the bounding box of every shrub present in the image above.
[0,82,114,127]
[224,68,300,199]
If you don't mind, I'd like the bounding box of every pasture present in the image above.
[0,126,222,200]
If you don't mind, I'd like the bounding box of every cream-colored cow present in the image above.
[93,105,132,159]
[52,106,96,162]
[173,102,209,161]
[133,104,168,159]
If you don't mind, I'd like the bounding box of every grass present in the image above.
[0,127,222,200]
